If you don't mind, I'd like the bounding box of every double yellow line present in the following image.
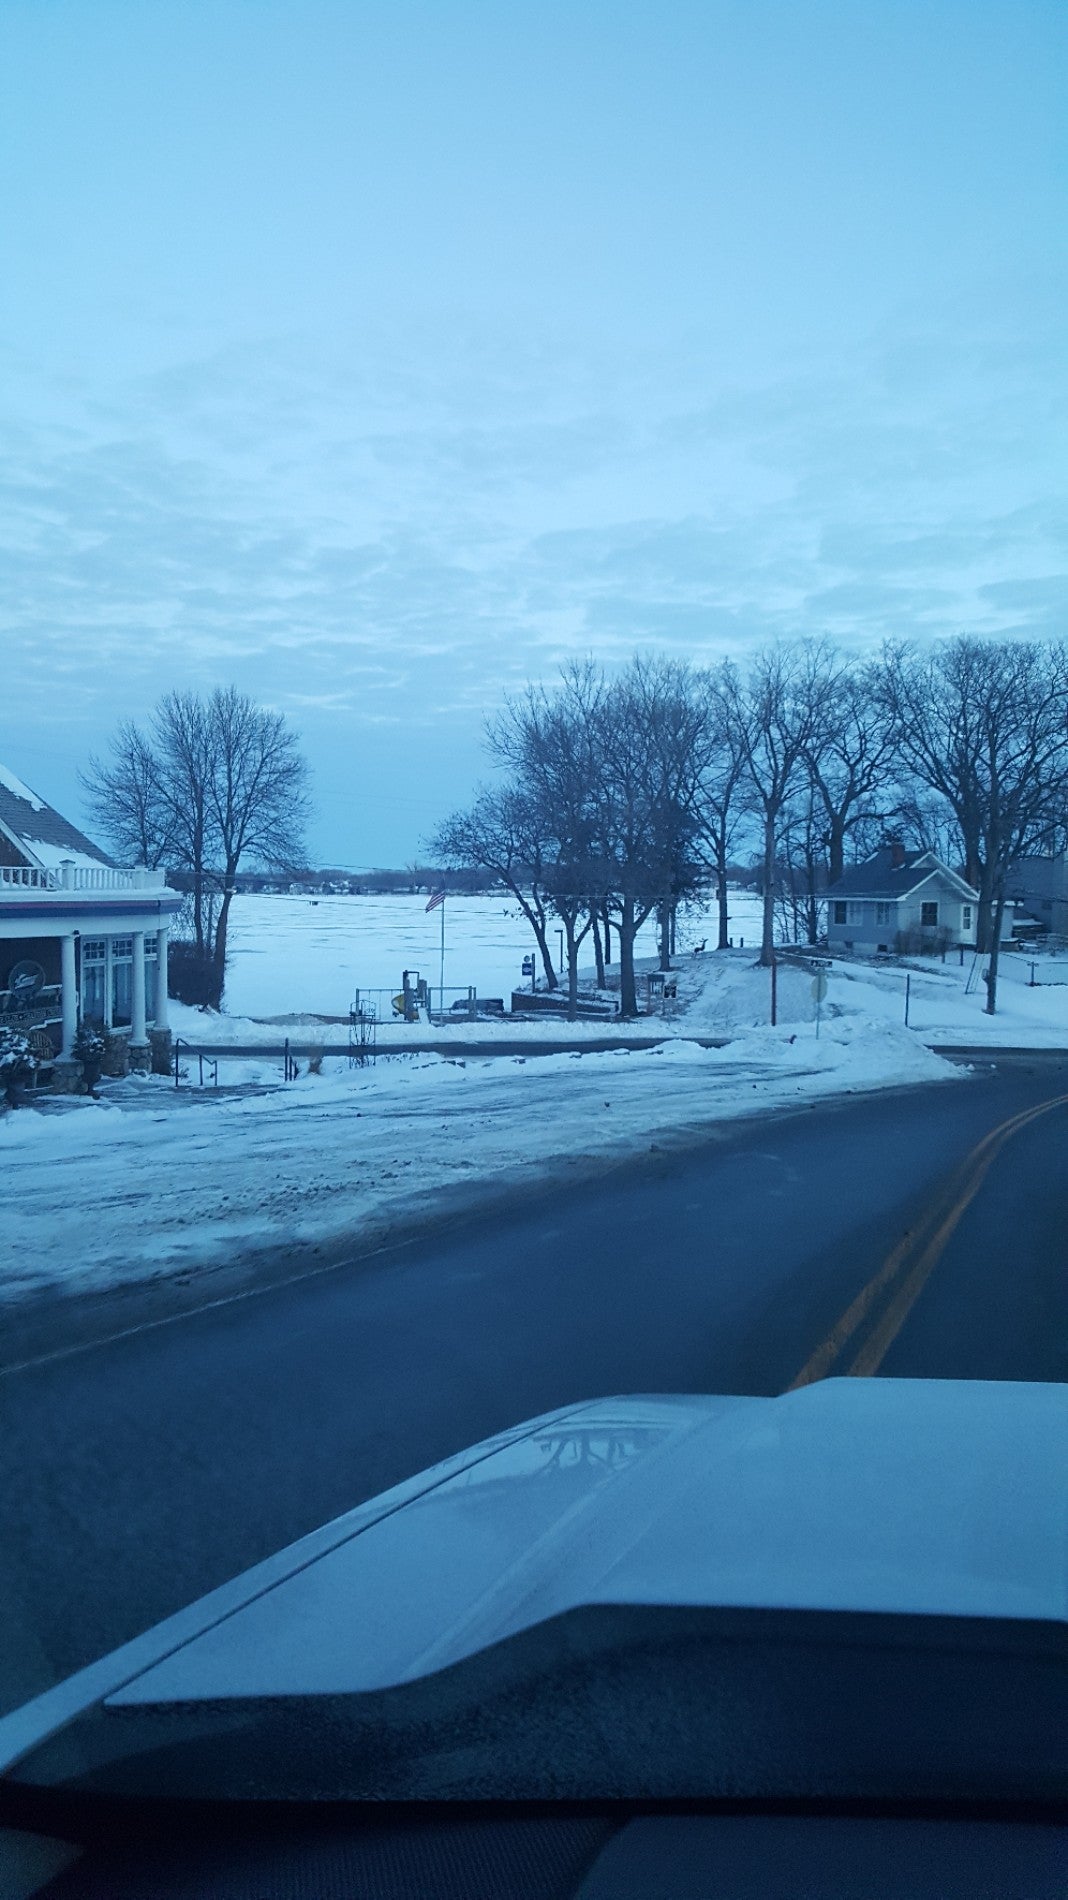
[787,1091,1068,1390]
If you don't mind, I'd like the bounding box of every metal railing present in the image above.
[173,1038,219,1088]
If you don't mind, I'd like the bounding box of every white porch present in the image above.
[0,862,181,1062]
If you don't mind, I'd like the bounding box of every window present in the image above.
[875,902,892,926]
[920,902,938,928]
[847,902,864,925]
[144,934,158,1020]
[80,938,106,1022]
[962,905,972,930]
[833,901,847,924]
[110,937,133,1027]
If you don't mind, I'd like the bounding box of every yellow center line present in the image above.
[787,1091,1068,1391]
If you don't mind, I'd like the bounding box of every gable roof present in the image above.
[827,846,978,903]
[0,763,115,872]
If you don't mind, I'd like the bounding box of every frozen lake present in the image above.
[221,892,767,1018]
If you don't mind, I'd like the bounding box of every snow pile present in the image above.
[0,1020,955,1305]
[12,837,111,873]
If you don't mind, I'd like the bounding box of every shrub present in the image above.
[72,1023,107,1095]
[0,1027,37,1104]
[168,941,223,1008]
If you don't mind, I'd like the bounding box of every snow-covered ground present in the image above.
[1,1019,952,1305]
[218,890,767,1019]
[174,923,1068,1056]
[5,900,1064,1308]
[813,952,1068,1050]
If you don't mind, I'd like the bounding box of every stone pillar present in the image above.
[129,930,149,1070]
[60,933,78,1058]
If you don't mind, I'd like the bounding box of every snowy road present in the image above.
[2,1055,1066,1716]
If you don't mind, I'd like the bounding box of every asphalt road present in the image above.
[1,1055,1065,1715]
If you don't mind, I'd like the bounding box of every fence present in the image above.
[351,985,507,1022]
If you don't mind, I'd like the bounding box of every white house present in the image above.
[0,762,182,1079]
[826,843,979,956]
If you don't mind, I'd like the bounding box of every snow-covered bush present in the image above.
[72,1022,107,1094]
[0,1027,38,1105]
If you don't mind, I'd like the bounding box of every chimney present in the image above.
[890,839,906,869]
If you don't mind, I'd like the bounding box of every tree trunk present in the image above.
[759,812,777,965]
[717,863,730,950]
[213,879,236,975]
[983,884,1008,1015]
[658,900,672,972]
[618,896,638,1018]
[602,905,612,966]
[827,817,846,888]
[804,839,819,945]
[975,860,996,954]
[591,911,605,987]
[532,919,557,990]
[508,880,558,989]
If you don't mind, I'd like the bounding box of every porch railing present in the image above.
[0,863,168,893]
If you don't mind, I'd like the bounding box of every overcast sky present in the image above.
[1,1,1065,866]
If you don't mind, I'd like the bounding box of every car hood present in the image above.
[2,1377,1066,1773]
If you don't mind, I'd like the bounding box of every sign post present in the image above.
[811,966,828,1038]
[425,890,446,1018]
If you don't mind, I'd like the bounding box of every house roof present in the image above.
[827,846,978,903]
[0,763,115,872]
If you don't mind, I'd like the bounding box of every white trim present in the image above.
[60,933,77,1058]
[131,930,147,1044]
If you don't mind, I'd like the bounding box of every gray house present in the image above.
[1005,852,1068,938]
[826,844,978,956]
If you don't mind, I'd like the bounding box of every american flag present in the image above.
[425,889,446,913]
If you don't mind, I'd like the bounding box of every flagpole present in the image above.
[439,897,445,1019]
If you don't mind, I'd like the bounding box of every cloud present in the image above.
[1,297,1065,859]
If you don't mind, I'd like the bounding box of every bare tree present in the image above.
[592,657,709,1016]
[80,720,174,869]
[694,668,752,950]
[724,643,830,965]
[489,664,605,1017]
[429,786,560,990]
[806,658,898,885]
[154,691,217,954]
[774,782,827,945]
[204,688,311,977]
[879,639,1068,991]
[83,688,311,1002]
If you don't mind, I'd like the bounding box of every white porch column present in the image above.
[131,930,147,1044]
[155,926,169,1031]
[60,933,78,1058]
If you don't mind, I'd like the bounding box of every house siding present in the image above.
[0,830,30,869]
[827,879,977,954]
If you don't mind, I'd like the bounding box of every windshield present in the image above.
[1,0,1065,1820]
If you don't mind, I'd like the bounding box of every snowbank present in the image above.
[0,1019,954,1305]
